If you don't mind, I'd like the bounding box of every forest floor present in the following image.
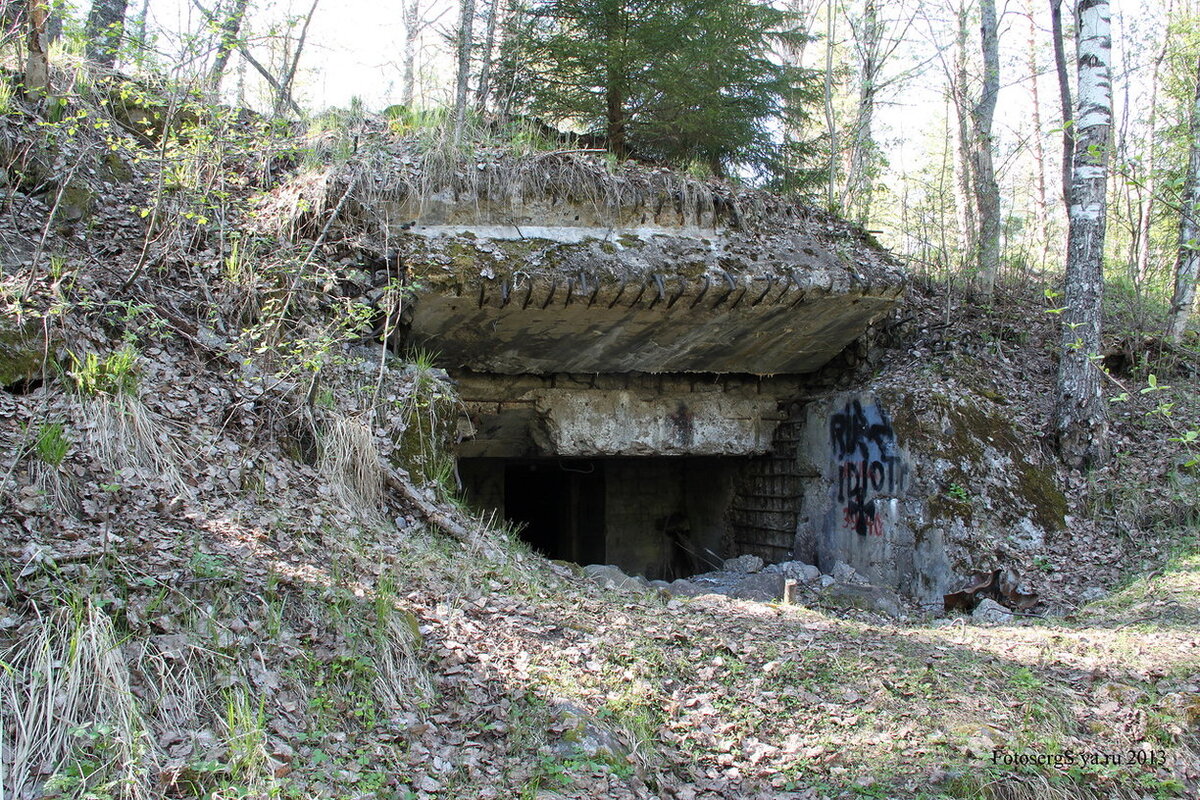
[1,80,1199,800]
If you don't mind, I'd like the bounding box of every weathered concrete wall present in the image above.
[454,371,800,459]
[795,388,1066,605]
[794,394,933,599]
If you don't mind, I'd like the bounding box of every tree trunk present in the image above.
[844,0,880,226]
[823,1,838,211]
[1050,0,1074,209]
[951,1,977,273]
[274,0,319,116]
[24,0,49,96]
[1024,0,1051,268]
[85,0,130,68]
[1165,54,1200,343]
[971,0,1001,296]
[129,0,150,50]
[474,0,500,113]
[208,0,251,94]
[453,0,476,141]
[401,0,421,106]
[1134,18,1171,286]
[1055,0,1111,470]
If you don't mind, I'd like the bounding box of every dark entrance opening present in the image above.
[502,460,606,565]
[459,457,747,580]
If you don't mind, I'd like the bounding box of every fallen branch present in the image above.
[385,471,477,544]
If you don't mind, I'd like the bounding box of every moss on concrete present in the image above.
[0,320,49,387]
[883,388,1066,534]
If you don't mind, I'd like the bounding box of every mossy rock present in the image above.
[0,319,50,387]
[882,388,1066,533]
[49,183,94,224]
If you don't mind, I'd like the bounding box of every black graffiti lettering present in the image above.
[830,401,903,537]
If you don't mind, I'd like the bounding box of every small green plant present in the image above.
[1033,555,1055,573]
[946,483,970,502]
[34,421,70,466]
[69,345,139,396]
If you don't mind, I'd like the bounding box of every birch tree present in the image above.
[1055,0,1112,469]
[1166,54,1200,343]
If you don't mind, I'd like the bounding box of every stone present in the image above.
[972,598,1014,624]
[819,574,836,588]
[729,572,786,602]
[582,564,647,592]
[0,320,51,388]
[723,554,764,574]
[831,561,867,584]
[549,699,629,760]
[1079,586,1109,603]
[665,579,704,597]
[817,582,902,619]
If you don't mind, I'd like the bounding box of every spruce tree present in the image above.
[504,0,818,183]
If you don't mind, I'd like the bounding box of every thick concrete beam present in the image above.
[399,228,903,376]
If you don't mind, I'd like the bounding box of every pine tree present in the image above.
[505,0,817,181]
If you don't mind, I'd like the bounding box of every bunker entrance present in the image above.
[459,457,742,581]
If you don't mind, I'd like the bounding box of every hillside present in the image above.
[1,76,1199,800]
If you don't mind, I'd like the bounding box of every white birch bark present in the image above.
[1165,55,1200,343]
[402,0,423,107]
[1055,0,1111,469]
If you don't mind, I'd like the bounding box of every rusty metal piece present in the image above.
[500,280,511,307]
[608,278,628,309]
[541,279,558,309]
[690,275,711,308]
[943,568,1039,613]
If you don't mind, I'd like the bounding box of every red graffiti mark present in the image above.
[843,505,884,536]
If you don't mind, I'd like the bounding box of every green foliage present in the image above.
[504,0,820,182]
[35,421,70,467]
[68,345,139,397]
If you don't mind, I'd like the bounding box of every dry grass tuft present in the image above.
[86,393,184,491]
[318,410,385,509]
[0,600,156,800]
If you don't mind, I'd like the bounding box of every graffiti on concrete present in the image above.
[830,400,906,536]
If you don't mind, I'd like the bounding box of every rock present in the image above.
[831,561,868,584]
[0,319,52,388]
[549,700,628,760]
[764,560,821,584]
[1079,586,1109,603]
[723,554,764,574]
[728,572,786,602]
[817,582,902,618]
[972,598,1014,624]
[818,574,836,588]
[582,564,647,592]
[667,578,704,597]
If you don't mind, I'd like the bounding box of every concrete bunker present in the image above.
[381,191,910,584]
[266,149,1069,606]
